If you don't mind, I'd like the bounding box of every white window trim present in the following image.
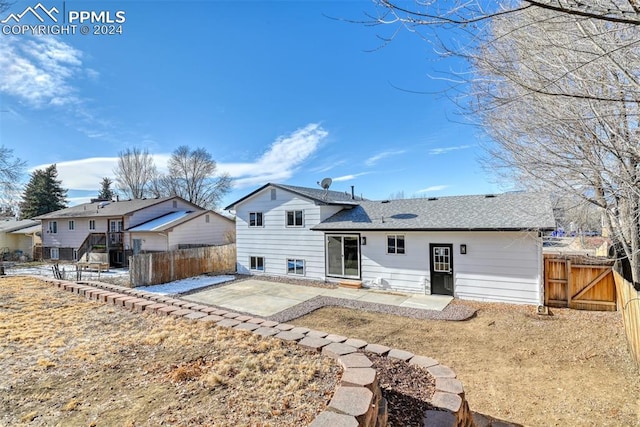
[285,210,304,228]
[386,234,406,255]
[68,220,75,230]
[250,256,265,271]
[50,247,59,260]
[248,212,264,228]
[89,220,96,230]
[49,221,57,234]
[286,258,305,275]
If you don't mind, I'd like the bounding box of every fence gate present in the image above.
[544,254,616,311]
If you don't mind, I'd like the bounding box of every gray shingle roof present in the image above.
[0,219,40,233]
[312,192,555,231]
[224,183,364,210]
[33,197,187,220]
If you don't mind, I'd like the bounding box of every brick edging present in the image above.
[38,277,474,427]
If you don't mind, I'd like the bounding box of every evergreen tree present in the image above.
[97,177,115,200]
[19,164,67,219]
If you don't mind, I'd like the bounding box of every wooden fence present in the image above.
[544,254,616,311]
[129,244,236,287]
[613,271,640,369]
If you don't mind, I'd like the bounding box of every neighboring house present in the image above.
[225,183,556,305]
[0,219,41,260]
[128,210,235,252]
[34,197,233,267]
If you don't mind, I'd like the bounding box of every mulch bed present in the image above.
[368,354,436,427]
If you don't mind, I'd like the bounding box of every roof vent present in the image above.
[427,197,438,201]
[381,200,390,204]
[485,194,496,198]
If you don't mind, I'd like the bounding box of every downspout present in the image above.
[538,230,544,306]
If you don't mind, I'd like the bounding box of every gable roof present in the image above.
[224,183,364,210]
[313,192,555,231]
[33,197,198,220]
[9,224,41,235]
[0,219,40,233]
[127,210,233,232]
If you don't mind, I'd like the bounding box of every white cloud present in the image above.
[333,172,370,182]
[219,123,328,188]
[0,37,83,107]
[428,145,471,155]
[309,159,347,173]
[417,185,449,193]
[31,158,119,191]
[31,153,173,192]
[29,124,326,193]
[365,150,406,167]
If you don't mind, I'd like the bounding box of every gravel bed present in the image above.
[267,295,476,323]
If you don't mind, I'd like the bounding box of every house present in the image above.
[128,209,234,252]
[34,197,234,267]
[0,218,41,260]
[225,183,556,305]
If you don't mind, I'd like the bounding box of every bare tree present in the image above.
[465,7,640,282]
[361,2,640,281]
[364,1,640,102]
[154,146,231,209]
[114,148,157,199]
[0,146,25,208]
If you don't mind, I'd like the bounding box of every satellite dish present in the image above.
[319,178,332,190]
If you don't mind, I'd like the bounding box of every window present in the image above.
[48,221,57,234]
[205,214,210,223]
[89,220,96,230]
[68,220,75,230]
[249,212,263,227]
[250,256,264,271]
[286,210,303,227]
[72,249,78,261]
[287,259,304,275]
[50,247,59,260]
[433,247,451,272]
[387,235,405,254]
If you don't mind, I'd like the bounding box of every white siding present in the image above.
[235,187,342,279]
[41,218,111,249]
[167,213,235,250]
[359,231,542,305]
[132,232,167,252]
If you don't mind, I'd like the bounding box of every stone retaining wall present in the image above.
[38,277,474,427]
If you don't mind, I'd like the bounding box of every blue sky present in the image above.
[0,0,501,209]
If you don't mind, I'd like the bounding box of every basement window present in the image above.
[250,256,265,271]
[287,259,305,275]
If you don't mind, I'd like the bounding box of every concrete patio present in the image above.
[182,279,453,317]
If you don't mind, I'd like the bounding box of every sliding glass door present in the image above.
[326,234,360,278]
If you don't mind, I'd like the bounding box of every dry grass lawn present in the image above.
[0,277,339,426]
[296,301,640,426]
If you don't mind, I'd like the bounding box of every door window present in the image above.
[433,246,451,272]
